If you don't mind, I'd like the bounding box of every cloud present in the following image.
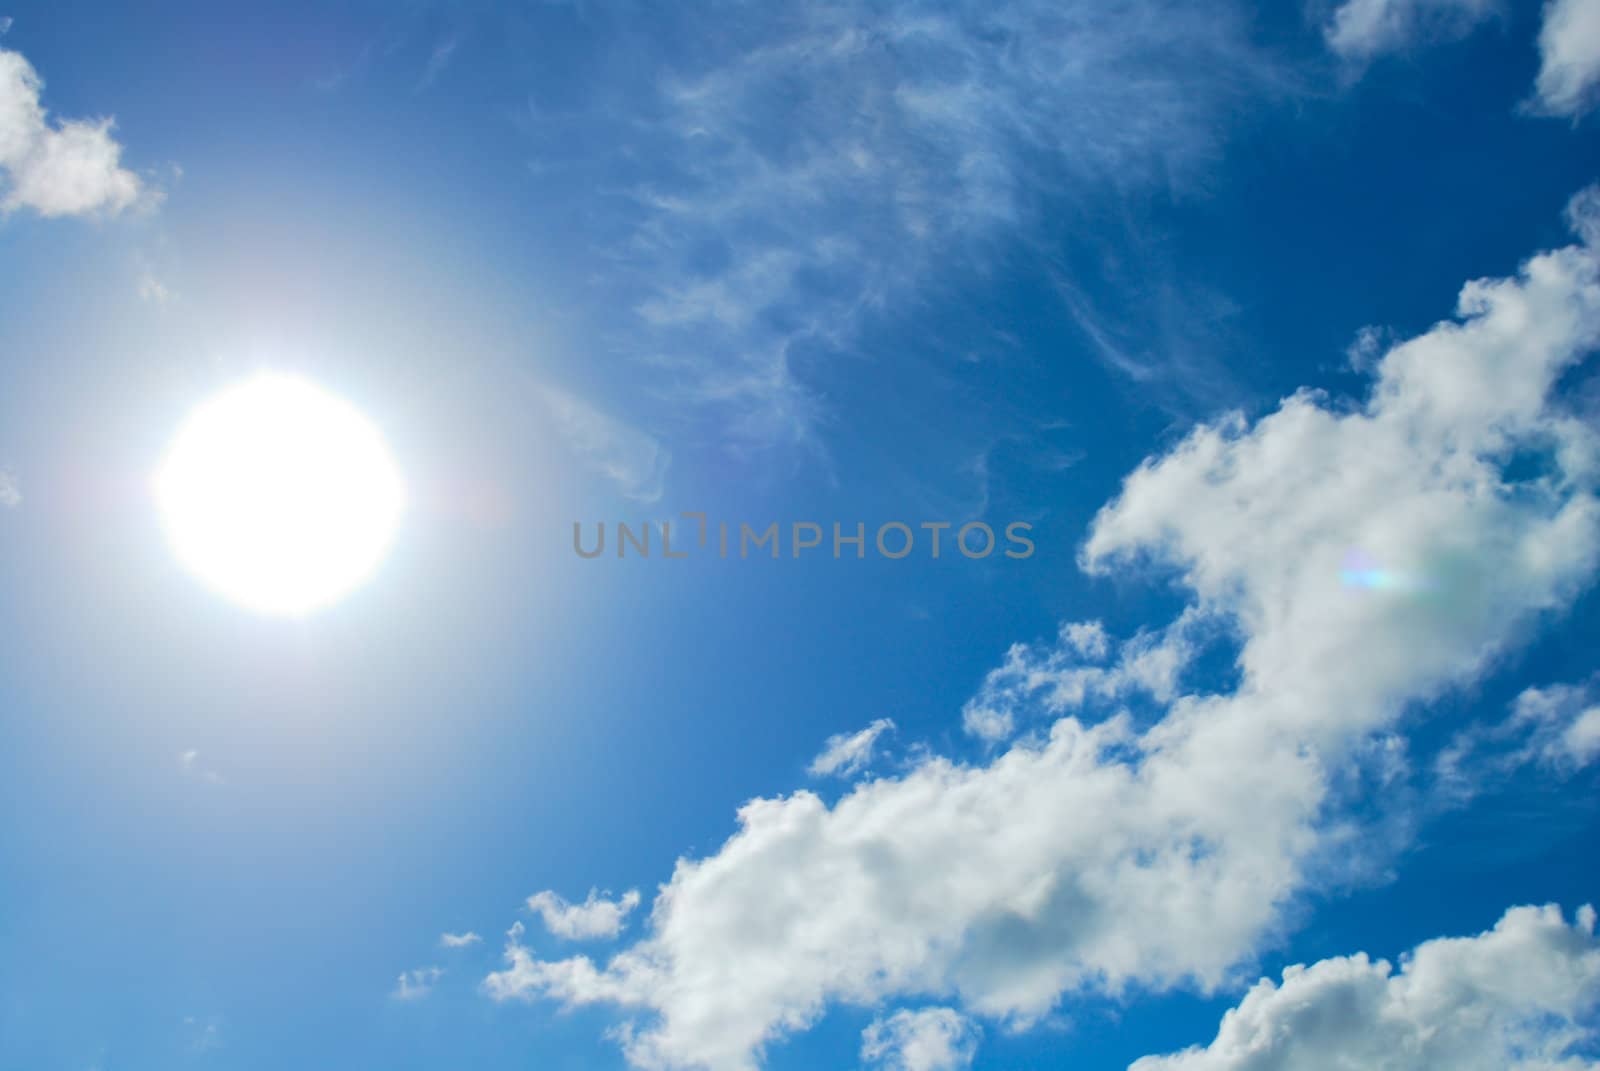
[417,34,461,93]
[1437,677,1600,797]
[542,1,1284,454]
[137,265,171,304]
[0,469,18,508]
[1130,903,1600,1070]
[1323,0,1498,61]
[1511,682,1600,768]
[527,889,642,942]
[808,718,895,778]
[1530,0,1600,117]
[0,46,148,217]
[483,188,1600,1071]
[960,613,1207,743]
[441,931,483,949]
[861,1008,980,1071]
[393,966,444,1001]
[537,385,669,504]
[182,1016,222,1054]
[178,749,223,785]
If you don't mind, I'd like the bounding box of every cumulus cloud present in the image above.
[808,718,895,778]
[1530,0,1600,117]
[1323,0,1498,61]
[527,889,642,942]
[393,966,443,1001]
[1131,903,1600,1070]
[440,931,483,949]
[0,46,147,217]
[0,469,18,508]
[960,612,1209,743]
[861,1008,980,1071]
[483,188,1600,1071]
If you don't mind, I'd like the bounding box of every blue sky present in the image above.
[4,1,1600,1069]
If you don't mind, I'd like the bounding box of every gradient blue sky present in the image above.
[4,2,1600,1070]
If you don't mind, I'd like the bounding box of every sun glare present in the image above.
[155,374,405,617]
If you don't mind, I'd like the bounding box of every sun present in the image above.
[155,374,405,617]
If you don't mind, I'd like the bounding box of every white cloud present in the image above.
[1131,903,1600,1071]
[961,611,1208,743]
[1530,0,1600,117]
[527,889,642,942]
[393,966,444,1001]
[1441,678,1600,793]
[441,931,483,949]
[137,266,171,304]
[537,385,669,504]
[861,1008,980,1071]
[0,469,18,508]
[1323,0,1498,61]
[0,46,147,217]
[484,188,1600,1071]
[808,718,895,778]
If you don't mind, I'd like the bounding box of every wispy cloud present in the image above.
[536,385,669,504]
[0,469,19,508]
[178,749,223,785]
[440,931,483,949]
[0,46,152,217]
[393,966,443,1001]
[808,718,895,779]
[417,34,461,93]
[538,1,1286,456]
[137,265,171,304]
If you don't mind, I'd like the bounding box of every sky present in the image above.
[3,1,1600,1070]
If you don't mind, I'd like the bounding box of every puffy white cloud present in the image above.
[1531,0,1600,117]
[1323,0,1498,61]
[1131,903,1600,1070]
[484,188,1600,1071]
[809,718,896,778]
[440,931,483,949]
[527,889,642,942]
[393,966,444,1001]
[0,46,146,217]
[961,611,1208,743]
[861,1008,980,1071]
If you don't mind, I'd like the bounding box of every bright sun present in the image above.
[155,374,405,617]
